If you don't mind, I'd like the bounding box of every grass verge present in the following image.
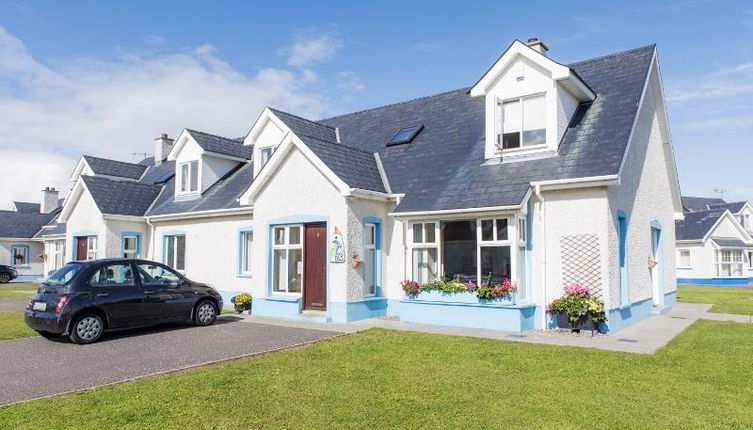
[0,311,37,341]
[677,285,753,315]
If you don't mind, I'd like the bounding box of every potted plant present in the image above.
[231,293,252,314]
[400,280,420,296]
[547,284,606,332]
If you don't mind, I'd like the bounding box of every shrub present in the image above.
[546,284,607,323]
[401,278,517,300]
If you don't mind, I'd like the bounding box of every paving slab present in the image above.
[0,316,340,405]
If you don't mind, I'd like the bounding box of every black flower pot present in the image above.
[555,312,596,332]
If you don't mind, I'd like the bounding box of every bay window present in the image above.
[478,218,512,285]
[164,234,186,271]
[496,93,546,151]
[717,249,743,277]
[410,222,439,283]
[272,225,303,294]
[179,160,199,193]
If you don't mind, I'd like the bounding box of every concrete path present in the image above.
[0,298,32,312]
[242,302,752,355]
[0,316,340,405]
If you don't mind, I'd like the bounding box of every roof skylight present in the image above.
[387,124,423,146]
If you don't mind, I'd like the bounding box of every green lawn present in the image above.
[677,285,753,315]
[0,286,38,299]
[0,311,37,340]
[1,321,753,429]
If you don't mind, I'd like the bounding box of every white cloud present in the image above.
[0,26,334,209]
[336,71,365,92]
[278,29,343,67]
[667,61,753,102]
[410,42,441,52]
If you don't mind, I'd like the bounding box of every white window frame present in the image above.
[678,249,691,268]
[259,145,278,170]
[123,234,139,259]
[409,222,440,284]
[240,230,253,276]
[748,250,753,270]
[716,249,743,277]
[53,241,64,270]
[363,223,377,297]
[495,92,547,154]
[164,234,186,272]
[178,160,199,194]
[272,225,304,295]
[86,237,98,261]
[477,218,514,285]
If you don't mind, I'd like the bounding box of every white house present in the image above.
[5,39,682,333]
[676,197,753,285]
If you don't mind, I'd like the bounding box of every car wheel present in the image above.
[36,330,59,340]
[194,300,218,326]
[0,273,9,284]
[69,313,105,344]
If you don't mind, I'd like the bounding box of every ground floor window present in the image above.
[53,241,64,270]
[479,246,511,284]
[123,234,139,259]
[164,235,186,271]
[363,223,377,296]
[240,230,253,275]
[86,237,98,261]
[272,225,302,293]
[410,222,439,283]
[749,251,753,270]
[10,245,29,266]
[678,249,691,267]
[717,249,743,277]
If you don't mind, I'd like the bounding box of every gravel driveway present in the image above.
[0,317,340,405]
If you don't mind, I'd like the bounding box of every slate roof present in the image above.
[33,213,66,238]
[186,129,252,160]
[681,196,726,213]
[82,175,163,216]
[0,210,57,238]
[146,163,253,216]
[296,135,386,193]
[708,201,747,214]
[83,155,148,180]
[675,208,728,241]
[269,108,338,142]
[139,161,176,184]
[313,44,657,212]
[711,237,749,248]
[13,201,40,213]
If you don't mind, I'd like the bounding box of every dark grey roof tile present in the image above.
[83,155,148,180]
[186,129,252,160]
[82,175,163,216]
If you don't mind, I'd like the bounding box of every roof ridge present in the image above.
[83,154,146,168]
[185,128,243,143]
[320,87,470,123]
[567,44,656,67]
[268,108,336,131]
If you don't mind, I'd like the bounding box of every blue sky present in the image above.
[1,0,753,206]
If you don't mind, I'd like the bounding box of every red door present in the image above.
[76,237,88,261]
[303,223,327,310]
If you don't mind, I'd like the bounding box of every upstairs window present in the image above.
[259,145,278,170]
[496,94,546,151]
[179,160,199,193]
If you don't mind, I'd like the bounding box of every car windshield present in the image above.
[45,263,82,286]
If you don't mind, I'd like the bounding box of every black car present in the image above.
[25,259,223,344]
[0,264,18,283]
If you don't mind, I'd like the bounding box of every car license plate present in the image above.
[32,302,46,311]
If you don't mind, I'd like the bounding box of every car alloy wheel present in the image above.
[74,316,103,343]
[0,273,9,284]
[196,301,217,326]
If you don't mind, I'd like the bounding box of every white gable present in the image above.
[243,108,291,177]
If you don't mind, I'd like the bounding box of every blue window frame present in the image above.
[362,217,382,297]
[162,234,186,271]
[121,232,142,259]
[10,244,30,267]
[617,211,629,307]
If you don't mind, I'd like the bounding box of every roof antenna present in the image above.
[131,151,150,160]
[713,187,728,201]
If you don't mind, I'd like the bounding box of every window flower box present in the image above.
[404,289,516,306]
[400,279,518,306]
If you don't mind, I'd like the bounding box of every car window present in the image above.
[90,264,136,287]
[46,263,82,286]
[136,263,181,286]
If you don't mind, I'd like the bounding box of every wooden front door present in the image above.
[76,237,88,261]
[303,223,327,310]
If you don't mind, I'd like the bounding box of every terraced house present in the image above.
[2,39,683,332]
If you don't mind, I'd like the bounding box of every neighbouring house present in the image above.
[0,188,63,280]
[676,197,753,285]
[6,38,682,333]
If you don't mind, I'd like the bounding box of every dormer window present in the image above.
[496,93,546,151]
[259,145,278,169]
[179,160,199,194]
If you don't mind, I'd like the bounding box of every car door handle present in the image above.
[96,293,110,298]
[144,290,156,295]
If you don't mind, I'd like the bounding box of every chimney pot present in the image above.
[526,37,549,56]
[40,186,60,214]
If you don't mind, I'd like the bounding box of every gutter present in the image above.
[389,203,522,218]
[530,174,620,191]
[535,184,547,330]
[146,206,253,222]
[346,188,403,202]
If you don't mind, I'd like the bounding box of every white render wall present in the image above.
[104,219,150,259]
[151,214,253,293]
[676,242,715,279]
[65,189,106,260]
[606,60,677,308]
[0,239,44,278]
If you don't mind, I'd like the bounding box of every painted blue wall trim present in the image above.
[523,200,533,301]
[650,220,665,305]
[9,244,30,267]
[237,226,253,278]
[253,297,303,318]
[603,297,653,333]
[678,277,753,286]
[161,231,186,266]
[329,298,387,322]
[664,290,677,306]
[617,210,629,307]
[120,231,142,258]
[388,299,536,332]
[70,232,98,261]
[15,274,43,281]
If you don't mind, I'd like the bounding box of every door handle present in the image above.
[96,293,110,298]
[144,290,156,294]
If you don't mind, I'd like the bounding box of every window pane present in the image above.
[442,220,477,282]
[496,219,508,241]
[364,248,375,295]
[190,161,198,192]
[517,247,527,300]
[175,235,186,271]
[288,249,303,293]
[502,99,521,149]
[502,132,520,149]
[243,232,253,272]
[90,264,135,287]
[289,226,301,245]
[274,227,285,245]
[518,218,526,242]
[166,236,175,268]
[522,95,546,146]
[412,224,423,243]
[365,224,375,246]
[137,264,180,285]
[480,246,511,285]
[412,248,437,283]
[273,249,286,292]
[425,223,436,243]
[481,220,494,241]
[180,163,189,192]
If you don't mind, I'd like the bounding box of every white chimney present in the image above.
[154,133,174,166]
[526,38,549,56]
[41,187,59,214]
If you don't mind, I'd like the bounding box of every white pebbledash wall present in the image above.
[65,189,106,259]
